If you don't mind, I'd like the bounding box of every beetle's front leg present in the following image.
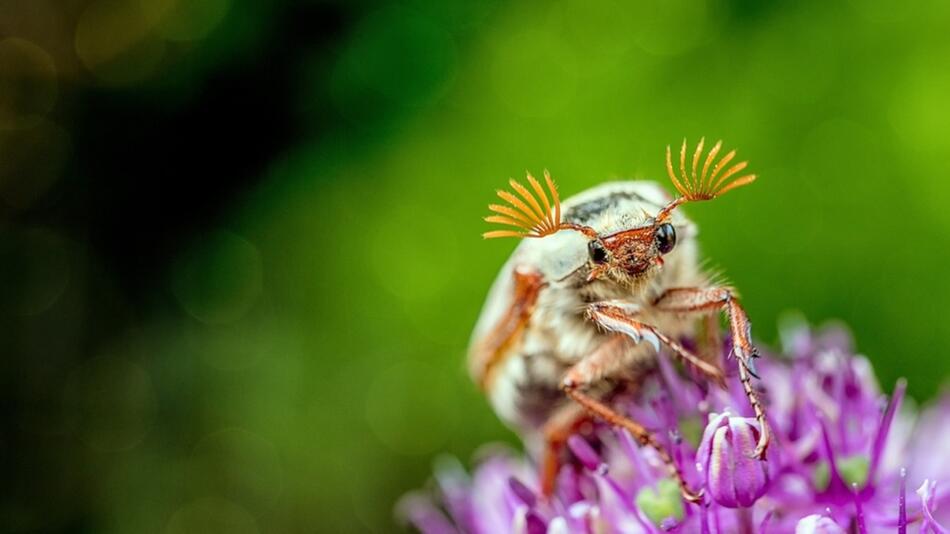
[584,301,725,386]
[561,336,704,503]
[652,287,770,459]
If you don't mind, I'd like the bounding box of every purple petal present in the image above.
[524,511,547,534]
[396,493,459,534]
[917,480,949,534]
[708,425,738,507]
[618,428,657,488]
[470,456,520,534]
[696,411,730,473]
[760,509,774,532]
[700,502,710,534]
[868,378,906,482]
[508,477,536,508]
[795,514,846,534]
[594,475,653,533]
[434,456,474,532]
[546,517,569,534]
[852,483,867,534]
[567,435,602,472]
[899,468,907,534]
[817,417,849,496]
[728,417,768,506]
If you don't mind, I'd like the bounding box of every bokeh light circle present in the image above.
[330,6,457,117]
[187,320,268,371]
[189,428,283,513]
[0,37,57,128]
[748,14,839,105]
[634,0,713,56]
[139,0,231,42]
[551,0,637,69]
[365,360,459,455]
[368,202,460,304]
[65,355,157,452]
[0,118,70,209]
[75,0,165,86]
[0,226,70,316]
[171,231,263,325]
[890,48,950,158]
[490,28,577,118]
[165,497,258,534]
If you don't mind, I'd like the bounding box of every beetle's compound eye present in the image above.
[588,240,608,264]
[655,223,676,254]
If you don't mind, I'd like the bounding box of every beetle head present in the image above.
[584,219,677,285]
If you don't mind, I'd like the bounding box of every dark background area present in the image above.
[2,0,950,532]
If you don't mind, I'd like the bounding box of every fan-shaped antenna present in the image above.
[665,138,757,201]
[483,171,564,239]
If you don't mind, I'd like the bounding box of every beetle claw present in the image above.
[745,356,760,379]
[641,330,660,354]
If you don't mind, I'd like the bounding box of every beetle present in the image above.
[468,138,769,502]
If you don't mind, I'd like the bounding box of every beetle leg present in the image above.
[651,286,770,459]
[470,267,546,390]
[540,403,590,497]
[561,339,704,503]
[539,336,627,497]
[585,302,725,386]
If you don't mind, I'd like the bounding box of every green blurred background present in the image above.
[2,0,950,532]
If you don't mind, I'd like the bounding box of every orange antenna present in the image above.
[484,171,564,239]
[665,138,757,201]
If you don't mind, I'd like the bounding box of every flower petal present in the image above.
[795,514,846,534]
[728,417,768,506]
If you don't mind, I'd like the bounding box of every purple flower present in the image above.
[399,320,950,533]
[696,412,769,508]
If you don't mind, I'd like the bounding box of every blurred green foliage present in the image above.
[3,0,950,532]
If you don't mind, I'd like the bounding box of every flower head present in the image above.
[400,321,950,533]
[696,412,769,508]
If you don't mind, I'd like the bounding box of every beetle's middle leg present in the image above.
[560,335,704,503]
